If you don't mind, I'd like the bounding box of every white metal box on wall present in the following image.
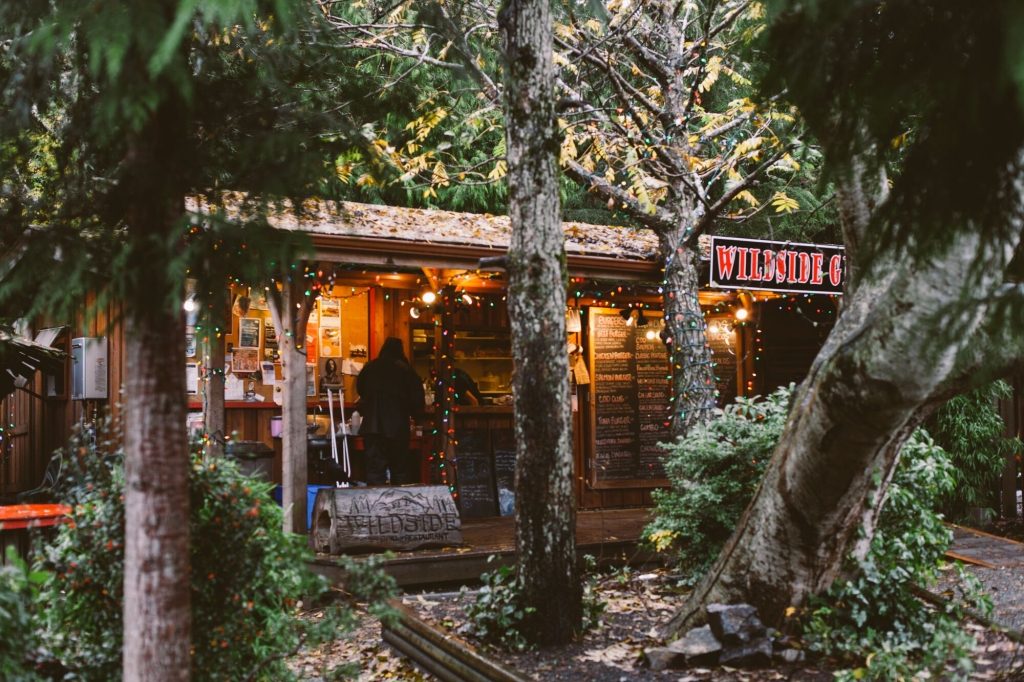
[71,337,108,400]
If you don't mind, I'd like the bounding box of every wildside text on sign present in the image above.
[710,236,845,295]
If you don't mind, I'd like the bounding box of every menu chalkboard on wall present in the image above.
[705,317,738,405]
[454,429,497,518]
[492,429,517,517]
[589,309,671,486]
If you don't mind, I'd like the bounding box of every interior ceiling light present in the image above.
[461,293,474,306]
[619,308,633,325]
[421,291,437,304]
[735,308,749,321]
[183,297,196,313]
[636,311,649,328]
[409,306,421,319]
[645,329,657,340]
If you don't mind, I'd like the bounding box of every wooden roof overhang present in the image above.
[307,232,663,282]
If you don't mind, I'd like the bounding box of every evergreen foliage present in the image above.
[643,387,789,583]
[0,553,45,682]
[924,380,1023,521]
[34,423,355,682]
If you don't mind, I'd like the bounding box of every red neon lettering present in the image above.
[762,250,775,281]
[715,245,737,279]
[736,248,749,280]
[798,253,811,283]
[749,248,762,281]
[811,253,824,285]
[829,255,843,286]
[787,252,798,283]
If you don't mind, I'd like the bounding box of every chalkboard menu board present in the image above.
[492,429,517,517]
[589,309,671,486]
[454,429,498,518]
[705,317,738,405]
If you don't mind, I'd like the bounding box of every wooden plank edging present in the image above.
[382,599,530,682]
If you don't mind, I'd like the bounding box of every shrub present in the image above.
[643,386,790,582]
[802,430,991,681]
[0,553,44,682]
[460,555,605,650]
[36,424,354,682]
[923,380,1022,521]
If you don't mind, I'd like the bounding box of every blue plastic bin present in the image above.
[271,485,331,531]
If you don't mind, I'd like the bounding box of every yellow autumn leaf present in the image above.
[771,192,800,213]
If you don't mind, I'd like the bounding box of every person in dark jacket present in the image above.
[356,337,425,485]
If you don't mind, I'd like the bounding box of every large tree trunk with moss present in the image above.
[122,100,191,682]
[659,221,718,438]
[268,277,314,534]
[499,0,582,644]
[664,224,1024,638]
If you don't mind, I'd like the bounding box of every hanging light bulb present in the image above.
[735,307,749,321]
[422,291,437,304]
[183,297,196,313]
[461,292,474,306]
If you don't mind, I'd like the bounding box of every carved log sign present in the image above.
[311,485,464,554]
[710,236,845,295]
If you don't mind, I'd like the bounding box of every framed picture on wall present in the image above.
[232,348,260,373]
[238,317,261,349]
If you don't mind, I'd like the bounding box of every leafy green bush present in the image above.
[643,387,790,582]
[36,426,354,681]
[0,552,45,682]
[460,555,605,650]
[924,380,1022,521]
[803,430,991,681]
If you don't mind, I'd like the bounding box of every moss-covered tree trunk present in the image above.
[658,221,717,439]
[499,0,582,644]
[122,98,191,682]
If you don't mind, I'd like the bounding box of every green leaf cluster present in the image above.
[31,421,357,681]
[0,552,47,682]
[924,380,1023,521]
[643,386,791,584]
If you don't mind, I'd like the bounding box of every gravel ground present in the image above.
[934,562,1024,635]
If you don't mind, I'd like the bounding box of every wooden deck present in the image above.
[308,507,659,588]
[946,523,1024,569]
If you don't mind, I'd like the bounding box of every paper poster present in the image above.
[185,363,199,395]
[318,358,343,394]
[232,347,259,373]
[318,297,341,328]
[261,362,277,386]
[225,374,245,401]
[306,365,317,397]
[185,326,197,358]
[238,317,261,349]
[319,327,342,357]
[250,293,270,310]
[303,330,317,362]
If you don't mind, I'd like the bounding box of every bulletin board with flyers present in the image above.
[186,285,370,406]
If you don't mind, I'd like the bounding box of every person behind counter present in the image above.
[452,367,483,405]
[356,337,425,485]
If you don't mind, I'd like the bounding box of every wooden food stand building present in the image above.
[1,201,840,517]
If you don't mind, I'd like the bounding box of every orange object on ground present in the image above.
[0,504,72,530]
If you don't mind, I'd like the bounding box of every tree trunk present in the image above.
[121,79,191,680]
[499,0,582,644]
[267,278,313,534]
[658,222,717,439]
[124,306,191,682]
[664,227,1022,638]
[203,302,226,458]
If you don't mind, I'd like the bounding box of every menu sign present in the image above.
[453,429,498,518]
[705,317,738,405]
[589,309,671,486]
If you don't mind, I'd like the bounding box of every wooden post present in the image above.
[267,273,315,534]
[202,295,228,458]
[1001,378,1021,519]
